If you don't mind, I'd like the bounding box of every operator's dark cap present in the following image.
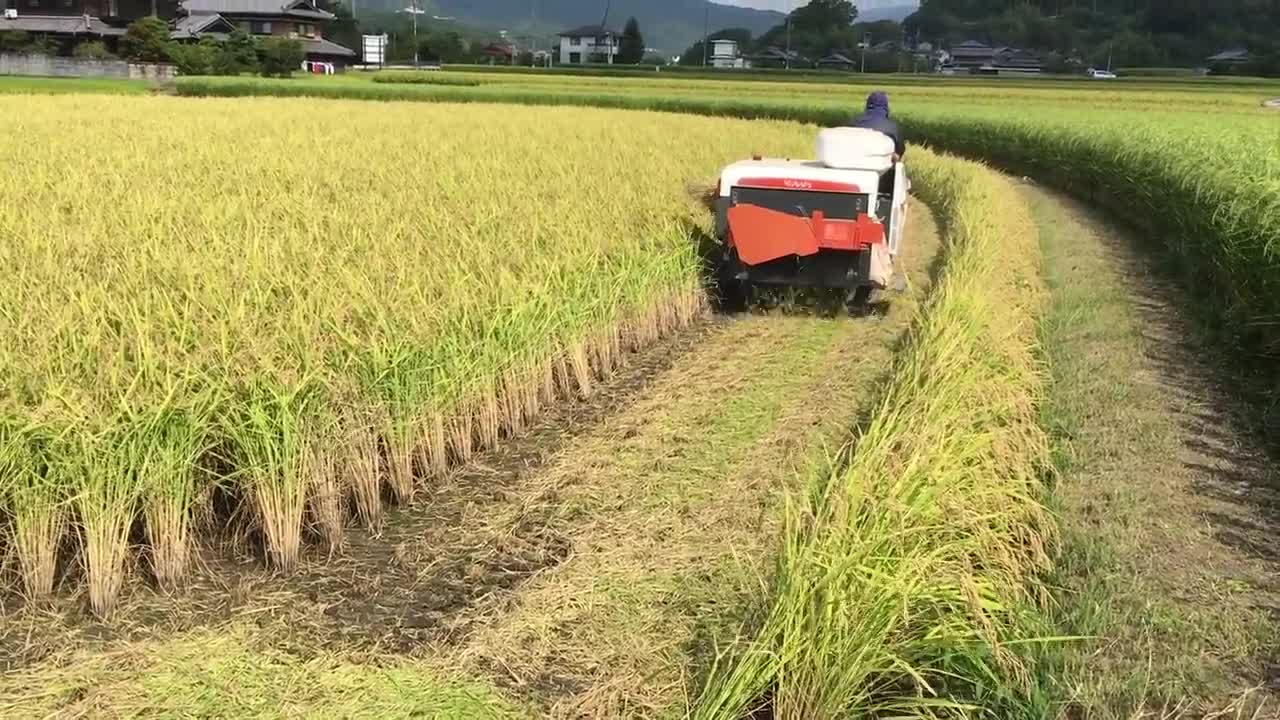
[865,91,889,112]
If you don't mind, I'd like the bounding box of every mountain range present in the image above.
[713,0,916,22]
[402,0,786,55]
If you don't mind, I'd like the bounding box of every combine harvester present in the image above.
[713,127,908,313]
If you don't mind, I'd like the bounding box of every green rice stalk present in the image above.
[0,421,66,600]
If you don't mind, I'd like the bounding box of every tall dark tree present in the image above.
[619,17,645,64]
[119,17,172,62]
[789,0,857,33]
[753,0,860,61]
[314,0,360,55]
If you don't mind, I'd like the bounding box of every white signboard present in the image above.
[362,34,388,65]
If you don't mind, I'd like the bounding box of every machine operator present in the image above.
[846,91,905,162]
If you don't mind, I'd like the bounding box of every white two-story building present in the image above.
[709,38,749,68]
[558,24,619,64]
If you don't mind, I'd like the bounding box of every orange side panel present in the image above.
[854,213,885,246]
[727,204,819,266]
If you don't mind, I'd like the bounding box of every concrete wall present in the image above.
[0,53,177,83]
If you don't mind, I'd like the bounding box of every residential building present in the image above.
[944,41,1041,75]
[0,0,176,48]
[172,0,354,69]
[947,40,993,70]
[1207,48,1251,68]
[557,24,617,65]
[748,46,807,69]
[990,46,1042,74]
[815,51,857,71]
[708,37,746,68]
[478,39,515,64]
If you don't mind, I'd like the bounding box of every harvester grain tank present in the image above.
[713,126,908,311]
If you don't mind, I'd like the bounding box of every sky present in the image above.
[711,0,919,12]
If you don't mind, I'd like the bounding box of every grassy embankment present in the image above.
[0,76,149,94]
[1025,187,1279,717]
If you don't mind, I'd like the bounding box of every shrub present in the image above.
[0,30,32,54]
[120,17,172,63]
[73,41,116,60]
[259,37,304,78]
[167,39,220,76]
[371,71,481,86]
[217,30,259,75]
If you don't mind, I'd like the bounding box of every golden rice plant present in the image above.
[0,95,814,615]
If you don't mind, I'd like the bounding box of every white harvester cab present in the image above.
[713,126,908,311]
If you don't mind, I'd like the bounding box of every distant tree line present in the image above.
[907,0,1280,73]
[675,0,1280,75]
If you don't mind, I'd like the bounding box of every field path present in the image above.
[1027,182,1280,714]
[423,199,942,717]
[0,202,941,718]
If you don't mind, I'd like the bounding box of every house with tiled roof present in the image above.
[172,0,353,68]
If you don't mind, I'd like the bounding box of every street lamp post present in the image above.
[784,0,791,70]
[701,5,708,66]
[409,0,419,68]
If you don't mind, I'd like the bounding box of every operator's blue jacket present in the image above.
[846,91,905,157]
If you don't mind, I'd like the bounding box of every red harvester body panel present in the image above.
[726,203,885,266]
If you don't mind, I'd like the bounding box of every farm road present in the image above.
[1027,183,1280,713]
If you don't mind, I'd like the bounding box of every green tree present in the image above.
[790,0,856,33]
[167,38,219,75]
[120,17,172,62]
[73,40,116,60]
[418,30,465,63]
[314,0,359,56]
[754,0,860,61]
[259,36,304,77]
[619,17,644,64]
[0,31,32,53]
[216,30,259,74]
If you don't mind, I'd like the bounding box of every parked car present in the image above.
[1086,67,1117,79]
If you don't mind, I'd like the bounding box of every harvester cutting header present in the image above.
[713,115,908,313]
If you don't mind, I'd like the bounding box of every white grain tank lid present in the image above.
[815,127,895,172]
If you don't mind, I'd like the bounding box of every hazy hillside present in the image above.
[392,0,784,54]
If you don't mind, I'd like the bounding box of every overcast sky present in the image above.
[711,0,919,12]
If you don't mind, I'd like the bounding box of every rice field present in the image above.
[179,71,1280,424]
[0,95,817,617]
[4,71,1278,716]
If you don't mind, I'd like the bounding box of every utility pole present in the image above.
[410,0,419,69]
[784,0,791,70]
[702,4,708,66]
